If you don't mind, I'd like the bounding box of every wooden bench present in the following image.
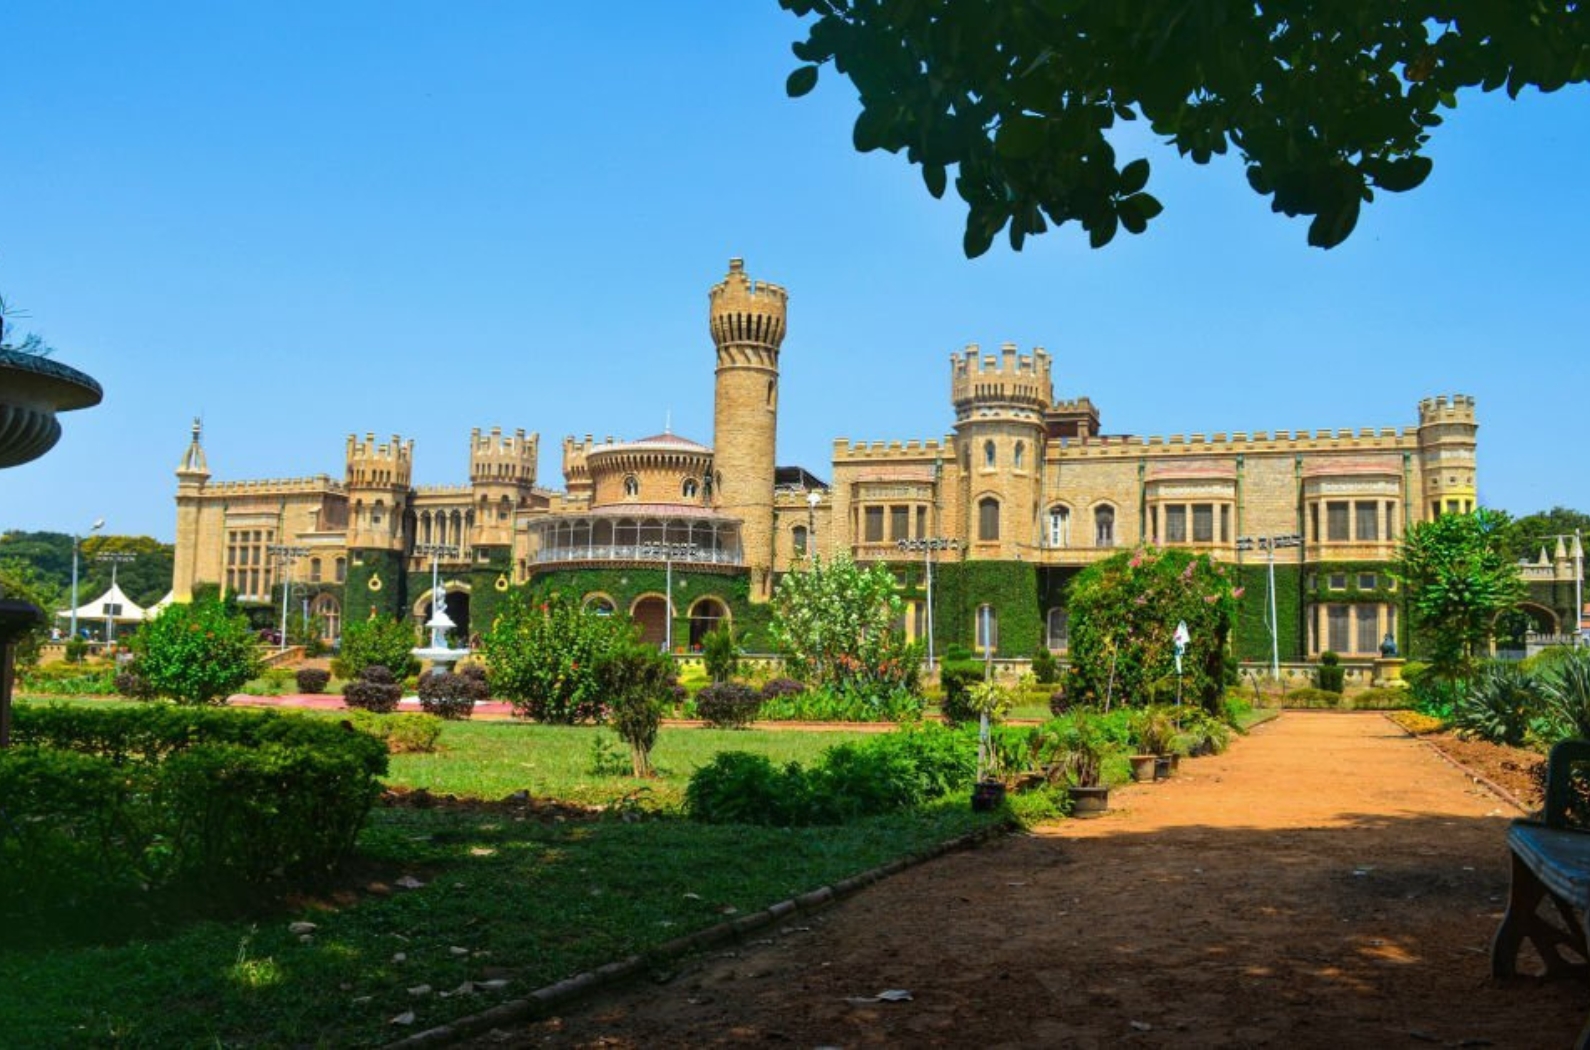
[1492,739,1590,1049]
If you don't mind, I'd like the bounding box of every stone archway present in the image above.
[688,597,729,649]
[631,595,670,649]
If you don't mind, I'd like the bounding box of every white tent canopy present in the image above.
[56,581,147,639]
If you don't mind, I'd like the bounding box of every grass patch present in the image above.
[0,803,997,1047]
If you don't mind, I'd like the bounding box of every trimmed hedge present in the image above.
[695,682,762,728]
[3,704,388,926]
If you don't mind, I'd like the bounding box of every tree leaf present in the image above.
[921,163,947,199]
[786,65,820,98]
[1119,158,1150,194]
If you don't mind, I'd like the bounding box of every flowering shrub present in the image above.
[124,598,261,705]
[1064,546,1239,712]
[481,591,630,723]
[769,554,922,695]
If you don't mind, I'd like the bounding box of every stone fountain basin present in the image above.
[0,351,104,468]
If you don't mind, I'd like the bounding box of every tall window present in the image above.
[1356,605,1380,654]
[890,505,910,540]
[983,440,996,468]
[1047,608,1069,651]
[1013,441,1025,469]
[1095,505,1115,546]
[1326,501,1350,541]
[309,557,322,583]
[1047,506,1071,547]
[1327,605,1351,652]
[978,497,1000,541]
[682,478,699,499]
[1192,504,1214,543]
[976,604,998,652]
[623,475,639,498]
[864,506,885,542]
[792,525,809,555]
[1355,501,1379,541]
[335,557,346,583]
[1165,505,1187,543]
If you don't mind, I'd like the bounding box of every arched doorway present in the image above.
[418,588,472,646]
[631,595,670,649]
[688,597,729,649]
[311,593,342,644]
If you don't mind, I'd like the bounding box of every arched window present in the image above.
[1013,441,1025,470]
[983,440,996,468]
[623,475,639,498]
[498,495,512,521]
[584,594,616,616]
[1047,505,1071,548]
[792,524,809,555]
[976,603,998,653]
[1094,505,1115,547]
[978,497,1000,541]
[682,478,699,499]
[703,473,714,500]
[1047,608,1070,651]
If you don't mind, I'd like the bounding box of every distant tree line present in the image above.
[0,531,175,611]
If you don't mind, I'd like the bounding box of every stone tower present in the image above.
[710,258,787,599]
[951,344,1053,558]
[1416,395,1478,520]
[469,427,538,549]
[172,418,210,601]
[344,433,413,620]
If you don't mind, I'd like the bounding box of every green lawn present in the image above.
[1,707,1004,1047]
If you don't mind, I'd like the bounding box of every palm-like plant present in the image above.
[1452,661,1540,747]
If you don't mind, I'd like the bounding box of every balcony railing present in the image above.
[532,545,742,566]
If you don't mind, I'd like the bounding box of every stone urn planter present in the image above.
[0,350,103,467]
[1129,753,1157,783]
[0,349,101,747]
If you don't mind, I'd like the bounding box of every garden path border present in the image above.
[1383,712,1532,814]
[383,818,1015,1049]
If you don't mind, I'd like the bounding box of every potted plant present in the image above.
[1040,710,1112,817]
[969,677,1013,810]
[1129,705,1178,781]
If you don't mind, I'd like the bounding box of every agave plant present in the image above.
[1452,661,1541,747]
[1542,649,1590,743]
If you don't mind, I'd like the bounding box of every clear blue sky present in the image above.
[3,3,1586,543]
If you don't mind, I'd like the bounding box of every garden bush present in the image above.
[1451,662,1538,746]
[1030,647,1059,685]
[343,664,403,713]
[760,677,807,700]
[756,682,923,722]
[701,624,739,683]
[1348,687,1412,710]
[1283,686,1345,708]
[19,660,118,696]
[597,642,677,776]
[332,615,420,680]
[937,659,983,725]
[1048,688,1070,717]
[124,598,260,705]
[416,669,486,719]
[114,668,152,700]
[482,591,628,723]
[343,710,442,753]
[2,705,388,927]
[1316,650,1345,693]
[295,667,331,694]
[694,681,762,728]
[1541,649,1590,742]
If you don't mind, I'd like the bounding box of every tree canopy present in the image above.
[1393,508,1526,677]
[0,531,174,609]
[778,1,1590,254]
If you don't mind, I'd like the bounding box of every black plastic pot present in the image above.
[971,780,1007,812]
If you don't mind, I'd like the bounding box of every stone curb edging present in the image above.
[383,818,1016,1049]
[1381,713,1533,815]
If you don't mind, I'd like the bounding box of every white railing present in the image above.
[532,545,742,566]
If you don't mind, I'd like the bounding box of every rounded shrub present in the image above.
[343,664,402,713]
[1316,650,1346,693]
[695,682,762,729]
[295,667,331,694]
[760,677,807,700]
[416,670,486,719]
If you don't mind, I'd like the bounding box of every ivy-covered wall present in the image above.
[932,560,1041,657]
[345,549,407,624]
[468,546,514,636]
[1231,562,1303,662]
[525,566,772,650]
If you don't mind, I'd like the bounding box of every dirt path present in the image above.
[461,713,1590,1049]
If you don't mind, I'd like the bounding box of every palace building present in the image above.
[168,259,1575,664]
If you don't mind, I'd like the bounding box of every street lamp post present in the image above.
[640,541,698,653]
[1235,532,1302,681]
[69,518,104,641]
[94,550,135,648]
[805,489,821,557]
[266,544,309,651]
[896,536,961,671]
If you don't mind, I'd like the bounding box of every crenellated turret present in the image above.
[1416,394,1478,519]
[711,258,785,599]
[951,344,1051,557]
[345,432,413,550]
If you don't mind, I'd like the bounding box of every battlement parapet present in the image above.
[413,485,473,498]
[1417,394,1477,426]
[709,258,787,349]
[208,475,343,496]
[1054,425,1421,459]
[470,426,539,458]
[346,432,412,464]
[832,436,951,461]
[345,432,414,488]
[950,342,1053,413]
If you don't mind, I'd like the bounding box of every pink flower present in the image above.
[1181,562,1196,581]
[1204,594,1219,603]
[1232,586,1245,599]
[1129,550,1144,568]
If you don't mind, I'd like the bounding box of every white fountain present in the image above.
[411,544,470,686]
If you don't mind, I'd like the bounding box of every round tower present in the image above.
[951,343,1052,557]
[710,258,787,599]
[1415,395,1478,520]
[172,418,211,601]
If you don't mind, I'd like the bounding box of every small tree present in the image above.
[598,641,677,776]
[769,554,918,694]
[481,591,629,723]
[125,598,260,705]
[1393,508,1526,680]
[335,615,419,680]
[701,624,740,683]
[1065,546,1239,712]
